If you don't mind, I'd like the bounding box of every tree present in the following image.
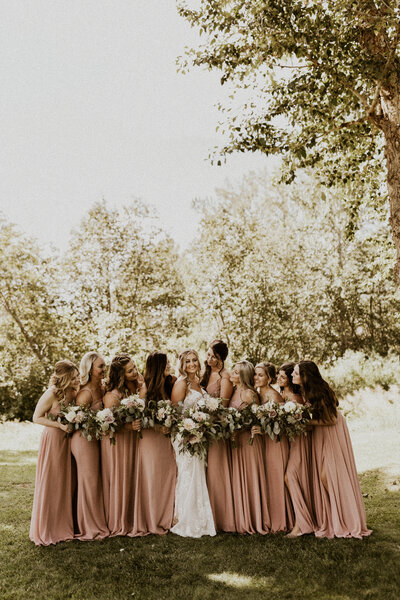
[187,171,400,363]
[178,0,400,280]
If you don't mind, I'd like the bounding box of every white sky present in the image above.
[0,0,269,251]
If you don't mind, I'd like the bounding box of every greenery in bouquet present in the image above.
[173,404,218,459]
[279,401,312,442]
[251,401,283,442]
[112,394,146,439]
[218,405,250,448]
[47,403,87,436]
[95,407,121,444]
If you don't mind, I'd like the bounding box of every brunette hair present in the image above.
[105,353,138,396]
[144,351,175,404]
[234,360,257,395]
[255,362,277,385]
[80,351,102,386]
[298,360,338,423]
[278,362,301,396]
[178,349,202,387]
[49,360,79,402]
[200,339,229,388]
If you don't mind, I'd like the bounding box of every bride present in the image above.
[170,349,216,537]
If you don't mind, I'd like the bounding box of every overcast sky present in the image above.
[0,1,268,251]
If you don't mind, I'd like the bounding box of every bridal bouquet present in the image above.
[173,405,217,459]
[112,394,146,439]
[279,400,312,441]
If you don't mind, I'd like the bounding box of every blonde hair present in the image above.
[80,351,102,386]
[255,362,277,385]
[234,360,257,394]
[178,349,202,387]
[49,360,79,402]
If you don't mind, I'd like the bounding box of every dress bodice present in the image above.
[183,388,204,410]
[206,379,221,398]
[229,388,243,410]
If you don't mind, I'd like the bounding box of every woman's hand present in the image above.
[251,425,262,436]
[158,425,170,436]
[58,422,72,433]
[131,419,141,432]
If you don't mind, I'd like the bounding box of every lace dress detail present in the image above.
[171,389,216,537]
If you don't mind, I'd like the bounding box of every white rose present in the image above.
[183,418,196,431]
[283,401,297,413]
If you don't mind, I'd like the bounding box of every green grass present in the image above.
[0,451,399,600]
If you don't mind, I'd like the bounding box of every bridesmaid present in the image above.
[202,340,235,532]
[131,351,177,536]
[229,360,270,534]
[71,351,109,541]
[30,360,80,545]
[278,362,315,537]
[293,361,372,539]
[101,353,142,536]
[253,362,294,532]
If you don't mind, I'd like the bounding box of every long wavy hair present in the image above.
[178,349,202,388]
[105,353,139,396]
[80,351,102,386]
[200,339,229,388]
[144,351,175,404]
[298,360,338,423]
[234,360,258,395]
[278,362,301,396]
[255,362,277,385]
[49,360,79,402]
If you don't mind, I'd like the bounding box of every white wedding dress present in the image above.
[171,388,216,538]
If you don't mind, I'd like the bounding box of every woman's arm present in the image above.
[103,391,120,409]
[139,381,147,400]
[32,389,69,431]
[171,379,187,405]
[242,389,258,406]
[220,372,233,406]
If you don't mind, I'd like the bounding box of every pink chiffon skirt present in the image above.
[71,432,109,540]
[286,434,315,534]
[131,429,176,536]
[230,431,270,534]
[101,429,137,536]
[312,412,372,538]
[206,440,235,532]
[263,435,294,532]
[30,428,75,545]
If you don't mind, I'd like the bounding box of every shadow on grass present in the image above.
[0,451,399,600]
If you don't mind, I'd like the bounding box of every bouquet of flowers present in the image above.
[173,405,217,459]
[218,405,250,448]
[95,407,120,444]
[112,394,146,439]
[48,403,87,435]
[153,399,179,436]
[279,400,312,441]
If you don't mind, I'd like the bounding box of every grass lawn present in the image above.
[0,444,399,600]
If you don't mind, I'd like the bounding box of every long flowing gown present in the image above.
[29,402,75,546]
[312,411,372,538]
[101,391,137,536]
[131,424,176,536]
[285,428,315,535]
[229,390,270,534]
[206,377,235,532]
[263,431,294,532]
[171,388,216,538]
[71,391,109,540]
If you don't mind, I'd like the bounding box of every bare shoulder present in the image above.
[243,389,258,404]
[221,369,231,380]
[270,388,284,403]
[76,387,92,406]
[103,389,121,408]
[172,378,187,391]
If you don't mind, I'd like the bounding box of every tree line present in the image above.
[1,170,399,419]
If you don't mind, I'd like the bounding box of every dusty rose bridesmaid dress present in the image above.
[263,432,294,532]
[71,391,109,540]
[30,403,75,546]
[206,376,235,532]
[131,422,176,536]
[101,393,137,536]
[312,411,372,538]
[285,430,315,535]
[229,389,270,534]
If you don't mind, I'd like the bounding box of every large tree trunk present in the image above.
[380,84,400,284]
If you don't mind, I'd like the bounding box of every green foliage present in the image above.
[322,350,400,398]
[186,171,400,363]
